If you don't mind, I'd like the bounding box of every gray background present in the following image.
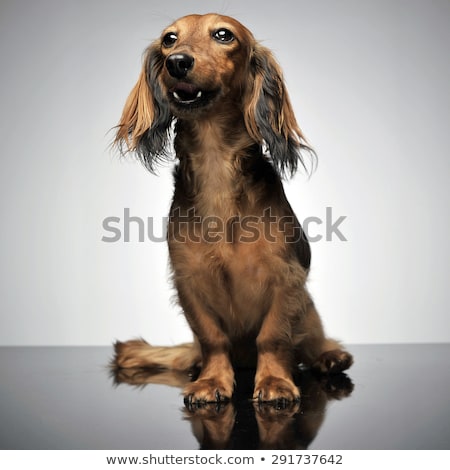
[0,0,448,346]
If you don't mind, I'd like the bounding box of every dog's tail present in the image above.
[112,339,201,371]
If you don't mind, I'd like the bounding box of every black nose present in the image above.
[166,53,194,79]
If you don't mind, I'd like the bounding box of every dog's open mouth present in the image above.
[171,83,202,103]
[169,82,217,108]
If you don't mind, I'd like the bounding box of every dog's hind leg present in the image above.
[294,296,353,374]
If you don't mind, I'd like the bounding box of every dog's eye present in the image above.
[213,28,235,43]
[162,32,178,47]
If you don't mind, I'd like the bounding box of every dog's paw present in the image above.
[183,378,233,406]
[312,349,353,374]
[320,373,355,399]
[253,376,300,404]
[254,399,301,418]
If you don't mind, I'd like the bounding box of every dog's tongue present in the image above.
[173,82,198,94]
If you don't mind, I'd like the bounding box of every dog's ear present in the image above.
[114,43,173,172]
[244,44,315,177]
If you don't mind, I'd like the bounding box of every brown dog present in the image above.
[113,13,353,405]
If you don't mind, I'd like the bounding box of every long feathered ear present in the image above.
[244,44,316,178]
[114,43,173,172]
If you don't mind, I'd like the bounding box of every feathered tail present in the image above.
[112,339,201,371]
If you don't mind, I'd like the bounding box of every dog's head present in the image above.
[156,14,253,116]
[115,13,314,176]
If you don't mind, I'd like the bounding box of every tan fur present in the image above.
[114,339,201,370]
[113,14,353,404]
[244,44,305,145]
[115,55,156,151]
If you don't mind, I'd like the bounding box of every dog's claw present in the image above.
[275,397,288,409]
[184,394,194,410]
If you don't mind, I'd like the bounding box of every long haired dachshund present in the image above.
[113,13,353,405]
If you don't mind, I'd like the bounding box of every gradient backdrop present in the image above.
[0,0,449,345]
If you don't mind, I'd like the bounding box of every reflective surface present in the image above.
[0,344,449,449]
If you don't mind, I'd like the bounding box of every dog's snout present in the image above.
[166,53,194,79]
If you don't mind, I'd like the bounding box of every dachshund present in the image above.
[113,13,353,405]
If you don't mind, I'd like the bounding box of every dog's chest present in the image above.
[168,222,287,334]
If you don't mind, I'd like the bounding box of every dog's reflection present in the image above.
[112,367,353,449]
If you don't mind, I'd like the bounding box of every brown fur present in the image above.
[113,13,353,404]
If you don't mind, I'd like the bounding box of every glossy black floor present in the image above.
[0,344,449,449]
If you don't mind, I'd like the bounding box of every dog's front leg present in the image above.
[254,288,301,403]
[177,287,235,404]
